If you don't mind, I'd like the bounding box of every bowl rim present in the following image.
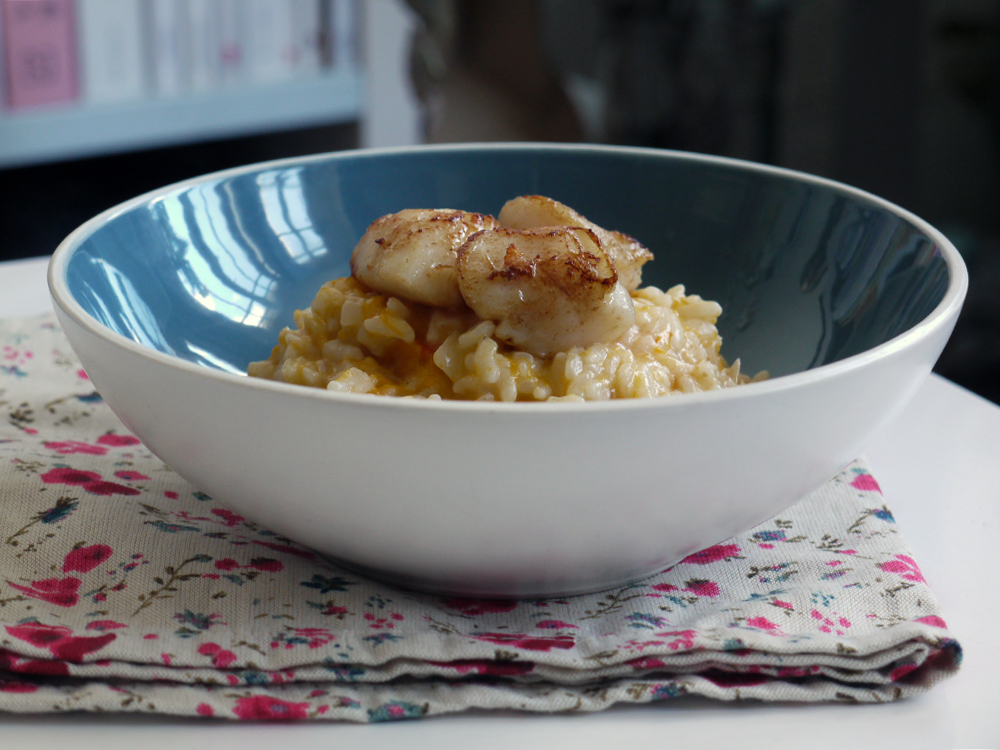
[48,142,969,415]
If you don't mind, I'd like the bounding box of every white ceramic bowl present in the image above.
[48,144,967,597]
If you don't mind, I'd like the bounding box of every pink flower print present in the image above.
[196,703,214,717]
[293,627,335,649]
[473,633,576,651]
[114,470,149,481]
[702,671,769,688]
[0,682,39,693]
[683,579,720,598]
[363,611,405,630]
[654,629,697,651]
[247,557,283,572]
[426,659,535,677]
[680,543,741,565]
[44,440,107,455]
[211,508,244,527]
[5,622,116,662]
[232,695,310,721]
[7,576,81,607]
[2,345,32,365]
[626,656,666,670]
[40,467,140,497]
[80,480,142,496]
[651,583,678,592]
[878,554,926,583]
[915,615,948,629]
[745,616,783,634]
[474,660,535,677]
[268,670,295,686]
[213,557,284,573]
[40,467,102,486]
[850,473,882,493]
[85,620,127,632]
[62,544,113,573]
[96,433,140,447]
[0,647,70,677]
[776,666,821,678]
[535,620,579,629]
[810,609,852,635]
[441,598,519,616]
[198,642,238,668]
[771,599,794,610]
[890,663,920,682]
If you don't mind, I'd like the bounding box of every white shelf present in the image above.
[0,67,363,168]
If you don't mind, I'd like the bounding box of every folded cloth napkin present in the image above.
[0,315,961,722]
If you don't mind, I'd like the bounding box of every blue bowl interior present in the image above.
[64,147,950,379]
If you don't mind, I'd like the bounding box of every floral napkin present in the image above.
[0,315,961,722]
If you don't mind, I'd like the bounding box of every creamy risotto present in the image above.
[248,196,763,401]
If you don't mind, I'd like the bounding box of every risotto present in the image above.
[248,197,763,401]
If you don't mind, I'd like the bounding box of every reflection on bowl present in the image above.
[48,144,966,597]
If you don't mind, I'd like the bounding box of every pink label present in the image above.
[2,0,79,108]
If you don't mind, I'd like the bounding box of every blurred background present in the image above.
[1,0,997,401]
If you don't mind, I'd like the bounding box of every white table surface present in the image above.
[2,256,998,749]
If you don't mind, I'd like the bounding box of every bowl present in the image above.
[48,144,966,598]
